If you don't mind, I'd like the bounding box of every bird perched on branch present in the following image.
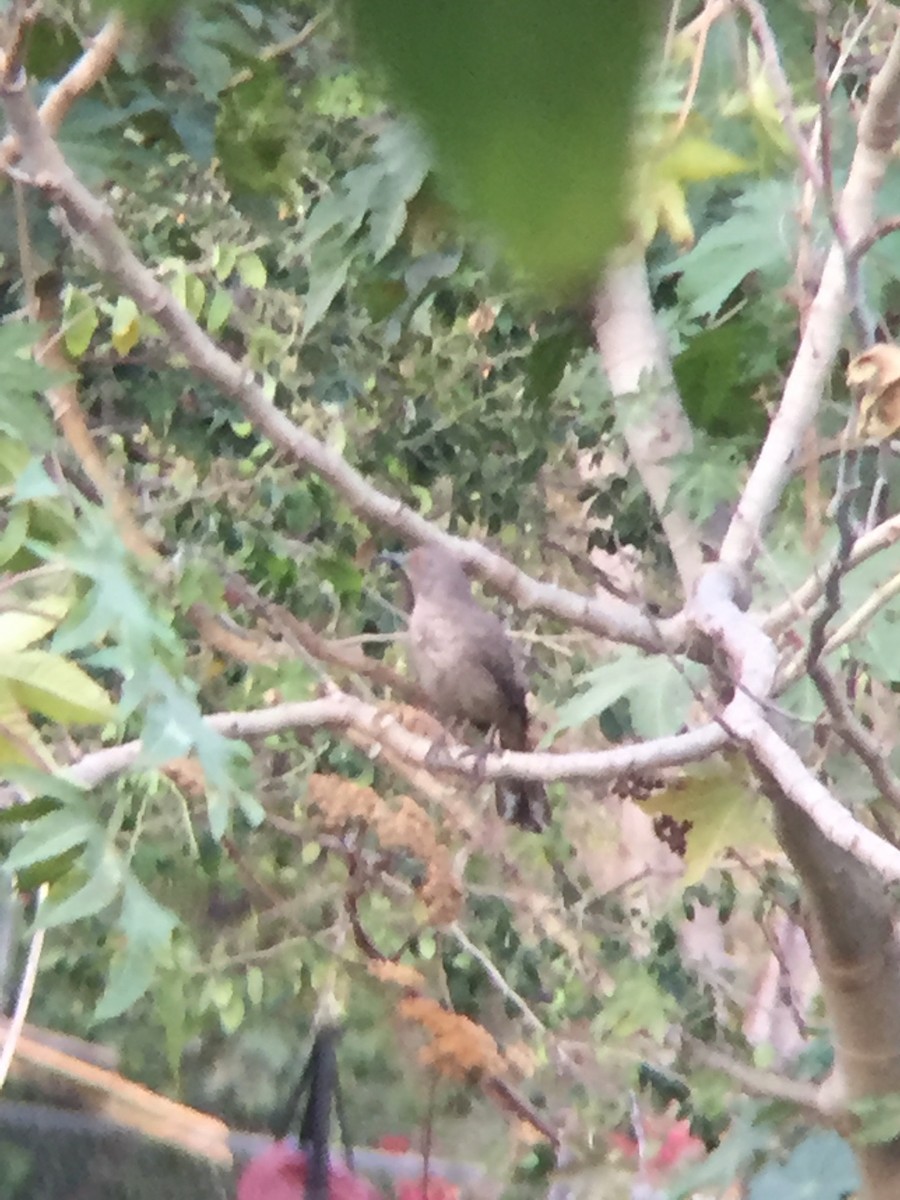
[383,544,549,832]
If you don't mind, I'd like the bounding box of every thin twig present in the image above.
[450,924,549,1040]
[0,885,46,1090]
[823,567,900,657]
[766,512,900,634]
[806,661,900,816]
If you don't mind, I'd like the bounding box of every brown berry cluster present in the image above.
[652,813,692,857]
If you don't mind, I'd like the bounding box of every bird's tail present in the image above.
[495,780,550,833]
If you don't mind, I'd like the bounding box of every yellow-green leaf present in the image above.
[655,179,695,247]
[0,505,28,567]
[184,275,207,319]
[170,271,188,309]
[641,769,774,886]
[111,296,140,356]
[237,252,267,289]
[659,137,750,184]
[0,685,57,768]
[0,651,115,725]
[206,288,233,333]
[64,289,99,358]
[213,244,239,282]
[0,613,56,653]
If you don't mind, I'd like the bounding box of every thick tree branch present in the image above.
[767,787,900,1194]
[691,565,900,882]
[593,259,705,595]
[0,75,685,655]
[719,24,900,569]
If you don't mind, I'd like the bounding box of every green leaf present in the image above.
[852,1092,900,1145]
[556,647,706,739]
[38,849,123,927]
[120,875,178,947]
[0,322,56,448]
[93,876,178,1021]
[13,460,59,502]
[348,0,655,288]
[6,807,98,869]
[593,960,677,1040]
[0,764,86,806]
[94,942,159,1022]
[670,1113,773,1199]
[184,274,207,319]
[213,244,239,281]
[304,240,351,333]
[669,181,795,318]
[206,288,233,333]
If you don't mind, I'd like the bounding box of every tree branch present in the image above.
[51,690,729,795]
[691,565,900,882]
[0,13,124,169]
[593,259,705,595]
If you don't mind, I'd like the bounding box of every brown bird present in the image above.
[384,544,549,832]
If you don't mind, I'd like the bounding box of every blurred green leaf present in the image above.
[6,806,98,870]
[39,849,123,928]
[348,0,656,287]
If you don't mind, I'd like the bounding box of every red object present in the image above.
[609,1118,704,1183]
[237,1140,385,1200]
[377,1135,412,1154]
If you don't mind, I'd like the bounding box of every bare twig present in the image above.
[226,15,323,89]
[805,487,857,668]
[850,214,900,263]
[765,513,900,634]
[0,0,35,89]
[822,567,900,657]
[450,924,549,1040]
[805,661,900,816]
